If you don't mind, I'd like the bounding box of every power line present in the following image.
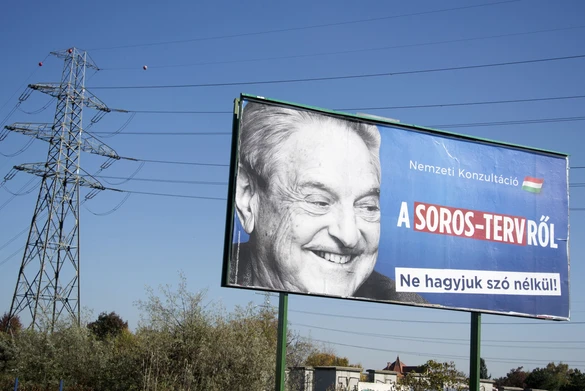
[435,115,585,129]
[0,245,24,268]
[107,188,226,201]
[88,0,519,51]
[125,110,230,114]
[92,131,231,136]
[0,177,39,213]
[93,174,585,188]
[90,53,585,90]
[103,24,585,71]
[309,338,585,367]
[297,318,578,343]
[89,115,585,137]
[98,112,137,138]
[121,94,585,114]
[118,156,229,167]
[290,310,584,325]
[338,95,585,112]
[0,226,29,252]
[0,138,35,158]
[0,54,49,114]
[95,175,227,186]
[291,322,584,350]
[17,97,55,115]
[83,193,132,216]
[0,198,93,266]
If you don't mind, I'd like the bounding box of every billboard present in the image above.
[222,94,570,320]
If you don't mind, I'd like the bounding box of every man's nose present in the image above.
[328,206,360,248]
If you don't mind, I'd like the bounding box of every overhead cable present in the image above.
[291,322,584,350]
[95,175,227,186]
[0,177,39,213]
[98,112,137,138]
[92,131,231,136]
[90,53,585,90]
[290,309,584,324]
[92,175,585,188]
[17,97,55,115]
[102,24,585,71]
[122,94,585,114]
[309,338,585,367]
[0,54,49,114]
[291,322,584,345]
[106,188,226,201]
[0,138,35,158]
[435,115,585,129]
[83,193,132,216]
[89,115,585,137]
[117,156,229,167]
[88,0,519,51]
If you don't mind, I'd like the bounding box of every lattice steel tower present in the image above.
[5,48,119,330]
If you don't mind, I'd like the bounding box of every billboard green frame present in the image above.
[222,93,570,320]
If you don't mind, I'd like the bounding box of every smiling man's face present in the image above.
[250,118,381,296]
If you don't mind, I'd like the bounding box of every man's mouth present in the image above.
[313,251,352,265]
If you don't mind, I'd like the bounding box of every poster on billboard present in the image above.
[222,94,570,320]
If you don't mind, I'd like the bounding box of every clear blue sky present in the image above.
[1,0,584,378]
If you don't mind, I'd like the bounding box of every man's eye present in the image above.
[305,196,331,209]
[356,200,381,221]
[358,204,379,213]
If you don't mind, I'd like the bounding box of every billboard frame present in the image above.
[222,93,570,321]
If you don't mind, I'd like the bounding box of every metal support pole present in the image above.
[469,312,481,391]
[275,292,288,391]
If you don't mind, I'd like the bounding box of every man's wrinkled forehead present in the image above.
[267,137,380,195]
[252,114,380,187]
[296,180,381,200]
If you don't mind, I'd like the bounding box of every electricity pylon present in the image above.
[5,48,119,331]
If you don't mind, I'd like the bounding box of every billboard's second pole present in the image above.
[469,312,481,391]
[275,292,288,391]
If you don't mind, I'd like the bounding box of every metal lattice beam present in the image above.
[5,123,120,159]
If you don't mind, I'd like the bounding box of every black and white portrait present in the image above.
[228,100,425,304]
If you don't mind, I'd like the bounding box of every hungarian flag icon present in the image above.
[522,176,544,193]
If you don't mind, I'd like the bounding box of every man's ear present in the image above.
[235,165,259,234]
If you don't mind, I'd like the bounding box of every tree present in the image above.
[0,313,22,334]
[525,362,570,390]
[0,332,16,373]
[561,369,585,391]
[0,313,20,382]
[87,311,128,340]
[134,273,282,391]
[0,273,322,391]
[306,352,350,367]
[494,366,528,389]
[480,357,490,379]
[398,360,467,391]
[287,329,317,368]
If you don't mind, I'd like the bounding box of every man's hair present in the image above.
[239,101,381,189]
